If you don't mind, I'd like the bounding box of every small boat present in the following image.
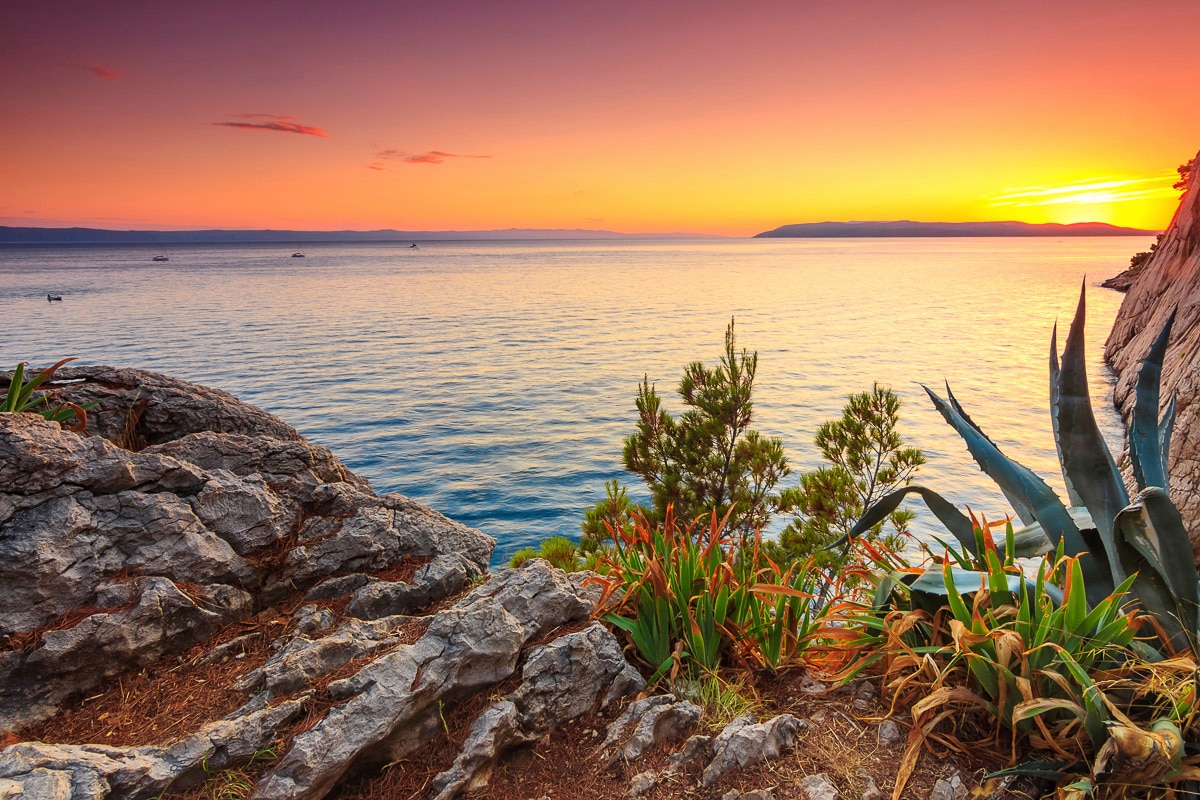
[47,293,62,302]
[152,255,169,262]
[409,243,419,249]
[292,252,305,258]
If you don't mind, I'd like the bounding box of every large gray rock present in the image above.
[1,577,252,731]
[598,694,703,766]
[0,699,304,799]
[0,368,494,732]
[0,368,647,800]
[429,622,644,800]
[254,561,595,800]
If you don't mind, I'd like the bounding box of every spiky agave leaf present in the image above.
[1159,394,1177,484]
[942,383,1036,524]
[924,383,1112,604]
[1113,488,1200,653]
[832,484,975,554]
[908,566,1064,616]
[1130,309,1177,492]
[1050,285,1129,591]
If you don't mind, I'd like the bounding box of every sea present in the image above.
[0,237,1149,565]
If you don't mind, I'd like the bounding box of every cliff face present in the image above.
[1105,149,1200,557]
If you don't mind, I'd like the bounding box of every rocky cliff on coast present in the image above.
[1105,149,1200,557]
[1,368,852,800]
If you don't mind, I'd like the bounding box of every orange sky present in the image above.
[2,0,1198,235]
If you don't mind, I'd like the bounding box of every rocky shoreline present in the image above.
[3,367,885,800]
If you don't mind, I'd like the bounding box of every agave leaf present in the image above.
[1051,285,1129,589]
[1113,488,1200,652]
[1049,323,1083,508]
[1129,309,1176,492]
[1159,393,1177,483]
[909,567,1063,615]
[872,569,917,609]
[924,383,1111,603]
[835,484,976,554]
[942,384,1035,523]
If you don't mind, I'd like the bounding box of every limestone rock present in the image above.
[0,367,646,800]
[876,719,902,748]
[628,770,659,796]
[1,577,251,731]
[255,561,596,800]
[801,773,840,800]
[928,770,968,800]
[860,775,884,800]
[347,553,478,619]
[701,714,805,786]
[598,695,703,766]
[429,621,644,800]
[1104,149,1200,555]
[0,367,495,731]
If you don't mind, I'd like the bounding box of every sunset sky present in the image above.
[2,0,1198,235]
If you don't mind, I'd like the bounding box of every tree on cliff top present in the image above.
[1174,157,1194,194]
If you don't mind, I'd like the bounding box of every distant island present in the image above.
[0,226,721,244]
[755,220,1156,238]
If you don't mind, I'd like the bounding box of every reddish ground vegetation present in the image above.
[1,592,142,655]
[20,614,287,746]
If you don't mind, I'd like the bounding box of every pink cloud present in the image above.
[376,149,491,165]
[213,114,328,138]
[366,162,385,171]
[72,63,123,79]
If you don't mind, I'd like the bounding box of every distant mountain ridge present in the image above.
[755,220,1155,238]
[0,226,719,244]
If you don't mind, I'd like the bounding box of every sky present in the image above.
[1,0,1198,235]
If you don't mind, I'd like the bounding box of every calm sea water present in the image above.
[0,238,1147,564]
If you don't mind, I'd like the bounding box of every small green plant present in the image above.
[508,547,539,569]
[3,358,92,431]
[197,748,276,800]
[508,536,585,572]
[590,505,828,681]
[581,479,637,552]
[672,672,759,725]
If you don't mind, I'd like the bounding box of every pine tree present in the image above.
[767,384,923,574]
[616,319,791,542]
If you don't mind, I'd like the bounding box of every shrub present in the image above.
[589,506,828,681]
[766,384,923,586]
[620,319,791,543]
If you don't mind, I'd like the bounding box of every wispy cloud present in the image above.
[214,113,328,138]
[366,162,385,171]
[990,174,1178,207]
[70,63,123,79]
[375,149,491,165]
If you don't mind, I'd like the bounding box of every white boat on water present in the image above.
[152,255,169,262]
[291,252,305,258]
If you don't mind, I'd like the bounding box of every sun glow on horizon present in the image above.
[984,175,1182,228]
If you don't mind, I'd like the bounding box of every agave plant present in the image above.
[843,284,1200,654]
